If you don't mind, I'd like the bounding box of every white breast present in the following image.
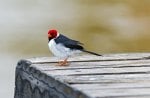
[48,39,81,59]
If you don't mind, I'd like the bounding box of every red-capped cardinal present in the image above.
[48,29,101,66]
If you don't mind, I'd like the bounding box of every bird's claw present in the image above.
[57,60,69,66]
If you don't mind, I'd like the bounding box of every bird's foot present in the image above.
[57,59,69,66]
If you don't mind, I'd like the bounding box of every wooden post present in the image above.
[14,53,150,98]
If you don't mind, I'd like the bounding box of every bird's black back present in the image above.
[54,34,84,50]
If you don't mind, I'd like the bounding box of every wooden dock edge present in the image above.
[14,59,90,98]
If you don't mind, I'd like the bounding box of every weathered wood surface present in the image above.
[14,53,150,98]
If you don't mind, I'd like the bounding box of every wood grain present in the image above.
[15,53,150,98]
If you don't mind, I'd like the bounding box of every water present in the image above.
[0,0,150,97]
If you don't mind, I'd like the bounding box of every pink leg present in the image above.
[57,58,69,66]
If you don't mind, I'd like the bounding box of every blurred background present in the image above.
[0,0,150,97]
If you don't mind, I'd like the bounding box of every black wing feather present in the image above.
[54,34,84,50]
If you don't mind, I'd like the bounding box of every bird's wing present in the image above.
[54,34,84,50]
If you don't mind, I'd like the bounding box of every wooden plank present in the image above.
[54,74,150,84]
[41,66,150,76]
[82,88,150,98]
[30,59,150,77]
[32,60,150,71]
[28,53,150,64]
[71,82,150,90]
[15,60,91,98]
[15,53,150,98]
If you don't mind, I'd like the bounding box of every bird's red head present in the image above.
[48,29,58,40]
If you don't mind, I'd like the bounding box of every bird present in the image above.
[48,29,101,66]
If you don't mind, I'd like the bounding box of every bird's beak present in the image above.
[48,34,52,38]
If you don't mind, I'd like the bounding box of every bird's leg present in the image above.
[57,58,69,66]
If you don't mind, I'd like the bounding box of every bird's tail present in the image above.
[82,50,102,56]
